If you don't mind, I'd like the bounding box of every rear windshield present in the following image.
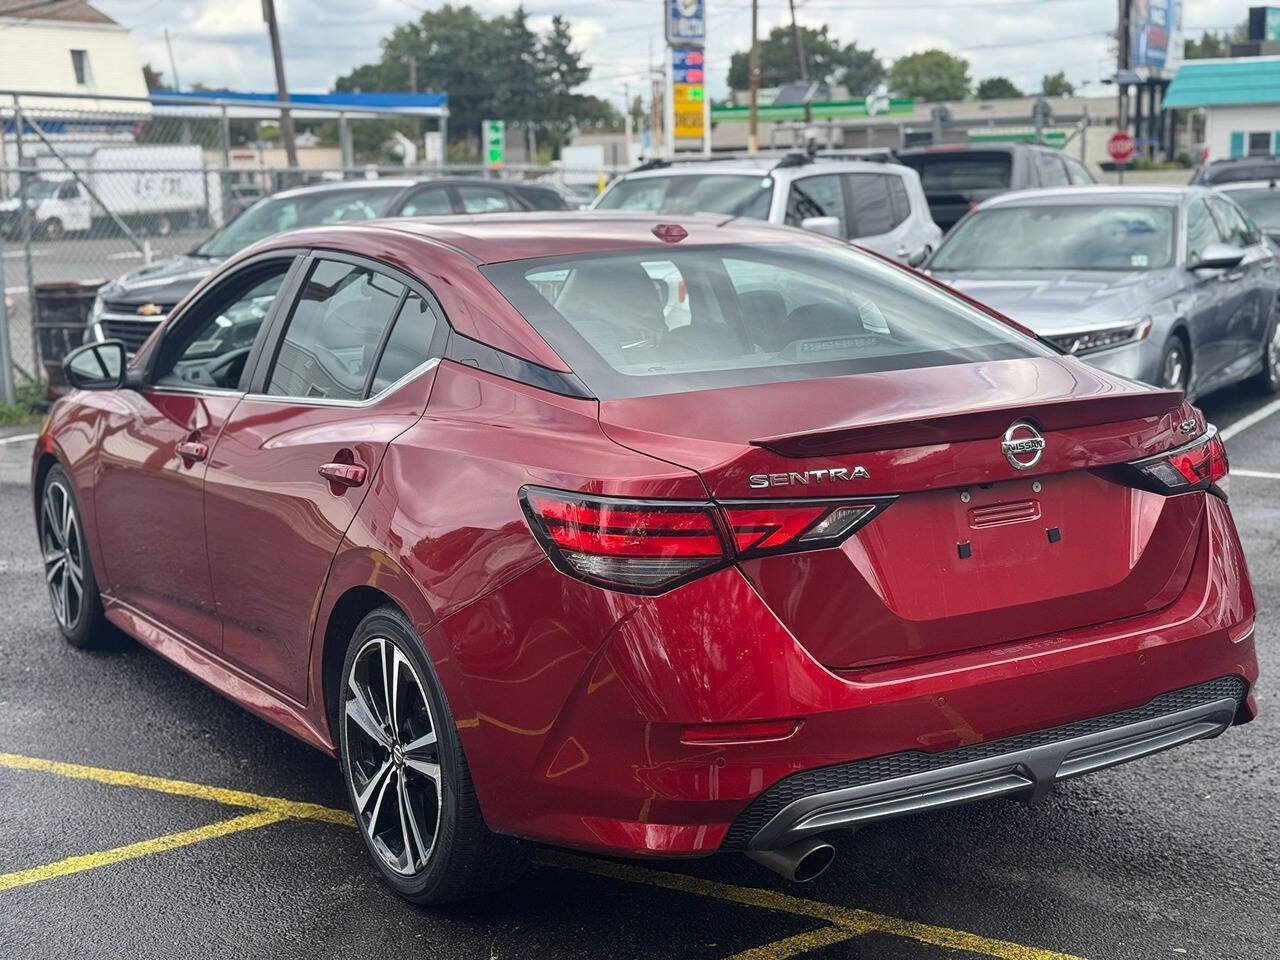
[931,203,1176,271]
[481,243,1053,399]
[1203,161,1280,185]
[594,175,773,219]
[899,152,1012,192]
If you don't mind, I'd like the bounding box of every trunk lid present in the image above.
[599,356,1200,670]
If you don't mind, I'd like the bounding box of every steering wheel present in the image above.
[184,346,253,389]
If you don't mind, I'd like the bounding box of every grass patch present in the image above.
[0,380,47,427]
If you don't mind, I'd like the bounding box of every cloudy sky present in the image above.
[94,0,1251,108]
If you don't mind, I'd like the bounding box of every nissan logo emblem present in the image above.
[1001,421,1046,471]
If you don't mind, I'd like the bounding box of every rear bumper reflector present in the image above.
[722,676,1248,851]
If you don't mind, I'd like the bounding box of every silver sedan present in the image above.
[926,185,1280,400]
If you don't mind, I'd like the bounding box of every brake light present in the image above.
[1129,427,1228,494]
[521,487,894,594]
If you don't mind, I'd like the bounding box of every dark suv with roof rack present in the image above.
[897,143,1096,232]
[1191,155,1280,187]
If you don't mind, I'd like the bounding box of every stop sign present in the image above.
[1108,131,1136,164]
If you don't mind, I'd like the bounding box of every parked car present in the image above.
[0,145,207,240]
[1190,154,1280,187]
[897,143,1096,232]
[87,177,570,353]
[1214,179,1280,245]
[42,212,1256,902]
[927,186,1280,398]
[593,154,942,266]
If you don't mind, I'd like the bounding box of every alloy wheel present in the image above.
[41,480,83,631]
[1162,342,1187,391]
[1268,322,1280,385]
[343,637,443,876]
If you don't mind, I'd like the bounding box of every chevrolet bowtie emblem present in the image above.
[136,303,163,316]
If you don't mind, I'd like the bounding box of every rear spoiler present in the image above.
[751,390,1184,458]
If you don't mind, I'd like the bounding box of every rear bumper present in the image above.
[730,675,1247,851]
[440,495,1258,858]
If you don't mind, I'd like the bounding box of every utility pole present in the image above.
[622,83,633,165]
[262,0,298,172]
[788,0,807,82]
[401,54,418,94]
[164,28,181,91]
[748,0,760,153]
[1116,0,1130,134]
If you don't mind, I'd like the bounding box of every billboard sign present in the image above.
[672,47,704,84]
[673,81,705,139]
[666,0,705,48]
[1130,0,1182,73]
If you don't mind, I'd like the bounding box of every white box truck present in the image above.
[1,145,208,240]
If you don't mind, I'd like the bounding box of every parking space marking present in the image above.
[722,926,855,959]
[538,852,1085,960]
[1234,468,1280,481]
[1,752,1084,960]
[1221,398,1280,441]
[0,752,355,827]
[0,433,37,446]
[0,810,285,893]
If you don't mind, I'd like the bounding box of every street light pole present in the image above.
[262,0,298,173]
[748,0,759,153]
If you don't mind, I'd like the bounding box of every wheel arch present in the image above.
[318,584,402,741]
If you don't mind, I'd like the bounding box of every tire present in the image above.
[1159,336,1190,393]
[1245,313,1280,396]
[39,466,109,649]
[337,604,529,904]
[41,217,64,242]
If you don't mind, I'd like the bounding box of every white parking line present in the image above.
[1221,398,1280,441]
[1234,468,1280,481]
[0,433,38,446]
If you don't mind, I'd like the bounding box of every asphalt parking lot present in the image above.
[0,390,1277,960]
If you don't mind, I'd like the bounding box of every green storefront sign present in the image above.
[710,97,915,123]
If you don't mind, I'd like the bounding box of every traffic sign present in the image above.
[666,0,705,48]
[482,119,505,168]
[1107,131,1135,165]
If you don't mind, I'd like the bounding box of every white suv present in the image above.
[592,154,943,266]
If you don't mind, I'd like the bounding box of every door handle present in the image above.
[319,461,367,488]
[176,440,208,463]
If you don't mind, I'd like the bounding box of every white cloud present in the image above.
[96,0,1243,110]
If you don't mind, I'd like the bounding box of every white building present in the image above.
[0,0,148,110]
[1163,56,1280,161]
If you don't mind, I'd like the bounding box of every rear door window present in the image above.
[369,294,440,394]
[265,259,405,401]
[846,173,899,236]
[1063,157,1094,184]
[399,187,454,216]
[456,185,518,213]
[785,174,847,237]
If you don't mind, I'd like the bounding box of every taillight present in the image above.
[719,498,893,558]
[1127,426,1228,495]
[520,486,893,594]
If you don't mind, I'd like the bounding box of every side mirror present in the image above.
[800,215,842,239]
[64,340,127,391]
[1190,242,1245,271]
[907,246,931,268]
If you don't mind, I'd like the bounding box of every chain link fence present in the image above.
[0,90,621,401]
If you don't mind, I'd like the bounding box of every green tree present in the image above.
[887,49,970,102]
[142,63,166,91]
[727,25,874,90]
[976,76,1022,100]
[1184,19,1248,59]
[1041,71,1074,96]
[841,44,885,98]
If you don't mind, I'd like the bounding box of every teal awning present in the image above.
[1163,57,1280,109]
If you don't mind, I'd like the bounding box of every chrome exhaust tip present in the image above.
[746,836,836,883]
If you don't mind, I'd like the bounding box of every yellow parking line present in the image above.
[0,809,285,893]
[539,851,1086,960]
[721,926,856,960]
[0,752,355,827]
[2,752,1084,960]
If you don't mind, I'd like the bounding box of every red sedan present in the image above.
[37,213,1258,902]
